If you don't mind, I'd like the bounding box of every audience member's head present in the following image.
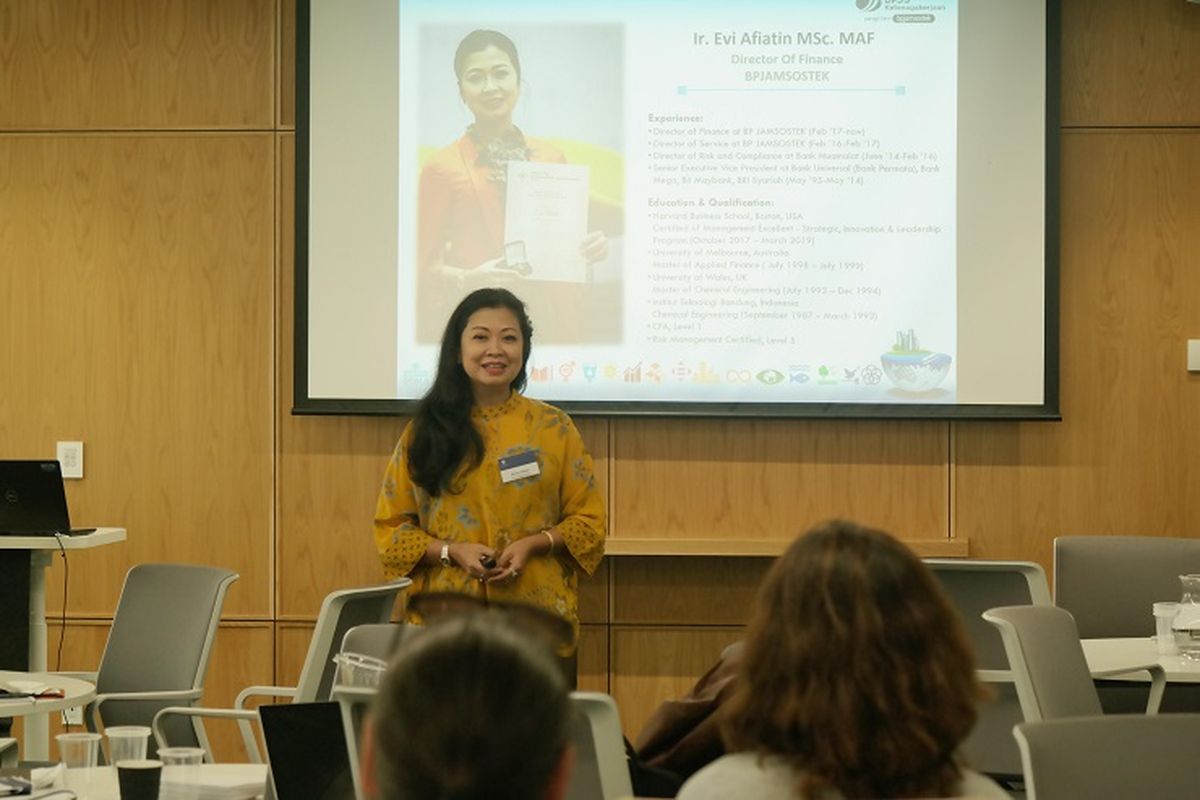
[363,611,574,800]
[722,519,984,799]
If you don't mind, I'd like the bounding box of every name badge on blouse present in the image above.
[499,450,540,484]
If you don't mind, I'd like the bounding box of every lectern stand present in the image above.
[0,528,126,759]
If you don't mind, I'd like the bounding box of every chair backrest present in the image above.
[94,563,238,742]
[925,559,1049,778]
[293,580,410,704]
[926,559,1051,670]
[982,605,1102,723]
[339,623,408,661]
[1055,535,1200,638]
[1015,714,1200,800]
[333,686,376,800]
[565,692,633,800]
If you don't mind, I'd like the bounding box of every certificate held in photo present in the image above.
[504,161,591,284]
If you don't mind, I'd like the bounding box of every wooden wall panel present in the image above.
[956,131,1200,570]
[577,624,608,693]
[578,560,608,625]
[36,621,274,763]
[611,627,743,740]
[0,0,275,131]
[1061,0,1200,127]
[613,557,769,625]
[275,622,313,689]
[277,0,296,128]
[0,135,274,617]
[611,419,948,542]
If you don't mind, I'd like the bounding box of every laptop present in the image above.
[259,702,355,800]
[0,460,95,536]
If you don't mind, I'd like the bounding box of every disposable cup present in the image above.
[57,731,101,768]
[158,746,205,766]
[57,732,102,795]
[160,746,205,799]
[1154,602,1181,655]
[106,725,151,765]
[333,652,388,689]
[116,758,162,800]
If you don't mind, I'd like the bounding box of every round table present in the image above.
[0,670,96,717]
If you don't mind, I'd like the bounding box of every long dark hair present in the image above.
[408,288,533,496]
[722,520,984,799]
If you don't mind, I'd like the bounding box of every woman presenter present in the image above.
[373,288,606,676]
[415,29,621,343]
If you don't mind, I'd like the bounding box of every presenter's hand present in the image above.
[449,542,501,581]
[580,231,608,264]
[489,535,545,582]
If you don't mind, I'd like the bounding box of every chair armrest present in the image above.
[977,669,1015,683]
[91,687,203,720]
[1089,662,1167,715]
[234,685,297,709]
[153,706,262,763]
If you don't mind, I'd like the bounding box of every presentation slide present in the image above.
[300,0,1055,416]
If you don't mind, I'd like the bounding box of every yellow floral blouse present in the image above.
[373,392,606,647]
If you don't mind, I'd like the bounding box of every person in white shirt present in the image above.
[679,520,1008,800]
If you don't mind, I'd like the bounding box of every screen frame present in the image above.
[293,0,1061,421]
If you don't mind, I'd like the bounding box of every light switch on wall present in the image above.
[1189,340,1200,373]
[57,441,84,479]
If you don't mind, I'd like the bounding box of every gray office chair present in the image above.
[1054,535,1200,638]
[925,559,1049,780]
[333,685,376,800]
[1055,535,1200,713]
[982,605,1165,723]
[54,563,238,759]
[1015,714,1200,800]
[152,580,409,762]
[334,622,421,800]
[339,622,409,661]
[565,692,633,800]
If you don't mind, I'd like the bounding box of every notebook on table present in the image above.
[259,702,354,800]
[0,460,95,536]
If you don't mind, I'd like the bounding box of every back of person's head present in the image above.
[367,611,572,800]
[722,519,983,799]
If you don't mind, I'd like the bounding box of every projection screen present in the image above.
[295,0,1060,418]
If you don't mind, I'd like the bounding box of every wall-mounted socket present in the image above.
[61,705,84,726]
[57,441,84,479]
[1189,340,1200,373]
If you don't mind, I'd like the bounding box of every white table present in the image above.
[1082,637,1200,683]
[0,528,125,760]
[59,763,268,799]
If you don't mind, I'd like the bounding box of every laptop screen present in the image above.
[259,701,355,800]
[0,460,73,535]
